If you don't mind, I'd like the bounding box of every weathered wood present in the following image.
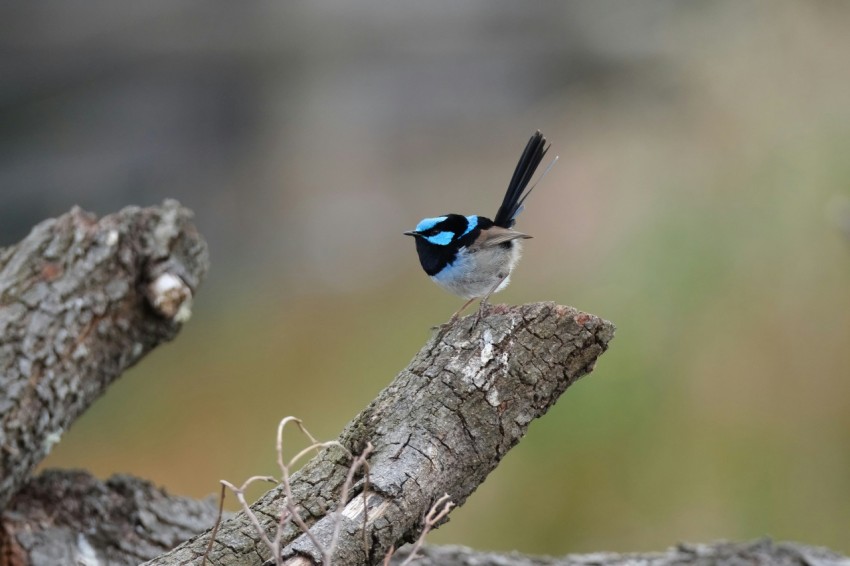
[6,471,847,566]
[0,469,223,566]
[0,200,209,510]
[9,470,850,566]
[389,539,850,566]
[145,302,615,566]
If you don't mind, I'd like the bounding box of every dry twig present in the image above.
[208,417,373,566]
[398,494,455,566]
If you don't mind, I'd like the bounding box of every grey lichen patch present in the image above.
[42,428,63,454]
[104,229,120,247]
[151,200,183,257]
[445,322,518,396]
[84,234,121,268]
[0,303,26,335]
[485,386,501,407]
[105,279,130,301]
[71,343,89,360]
[20,282,50,308]
[479,329,497,365]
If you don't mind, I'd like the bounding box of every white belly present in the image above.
[430,241,523,299]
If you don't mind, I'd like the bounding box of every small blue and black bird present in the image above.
[405,131,556,321]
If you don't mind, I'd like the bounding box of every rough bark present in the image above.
[145,302,616,566]
[389,540,850,566]
[4,470,847,566]
[0,469,223,566]
[0,200,209,510]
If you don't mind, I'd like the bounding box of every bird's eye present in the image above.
[423,230,454,246]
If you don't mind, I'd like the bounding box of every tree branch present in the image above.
[1,469,223,565]
[388,539,850,566]
[145,302,615,566]
[5,469,846,566]
[0,200,209,510]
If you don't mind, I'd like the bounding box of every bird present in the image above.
[404,131,556,322]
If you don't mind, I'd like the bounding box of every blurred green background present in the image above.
[3,0,849,556]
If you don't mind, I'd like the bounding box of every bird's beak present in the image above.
[403,230,419,237]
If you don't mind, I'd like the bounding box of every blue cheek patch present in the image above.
[424,231,454,246]
[415,216,448,233]
[462,215,478,237]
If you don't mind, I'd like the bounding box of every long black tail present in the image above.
[493,131,550,228]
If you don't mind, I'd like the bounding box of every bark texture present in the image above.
[389,540,850,566]
[0,469,223,566]
[145,302,616,566]
[0,200,208,510]
[4,469,847,566]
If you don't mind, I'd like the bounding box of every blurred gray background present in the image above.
[4,0,850,556]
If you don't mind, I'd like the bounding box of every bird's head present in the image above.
[405,214,487,275]
[404,214,480,245]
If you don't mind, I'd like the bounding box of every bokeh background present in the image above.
[3,0,849,556]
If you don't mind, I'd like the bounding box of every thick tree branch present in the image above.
[4,469,847,566]
[0,201,209,510]
[389,540,850,566]
[1,469,223,565]
[145,302,616,566]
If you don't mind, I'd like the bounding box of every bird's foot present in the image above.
[470,300,492,330]
[431,313,459,332]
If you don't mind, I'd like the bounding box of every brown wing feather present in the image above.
[474,226,532,248]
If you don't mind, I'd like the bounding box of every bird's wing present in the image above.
[474,226,532,248]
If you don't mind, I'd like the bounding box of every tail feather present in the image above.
[493,131,550,228]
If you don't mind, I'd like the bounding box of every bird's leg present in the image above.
[472,274,509,327]
[447,296,478,325]
[432,297,477,332]
[441,273,509,329]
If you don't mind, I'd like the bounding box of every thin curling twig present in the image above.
[276,417,351,563]
[399,494,455,566]
[201,483,228,566]
[220,476,281,564]
[326,443,374,564]
[222,415,372,565]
